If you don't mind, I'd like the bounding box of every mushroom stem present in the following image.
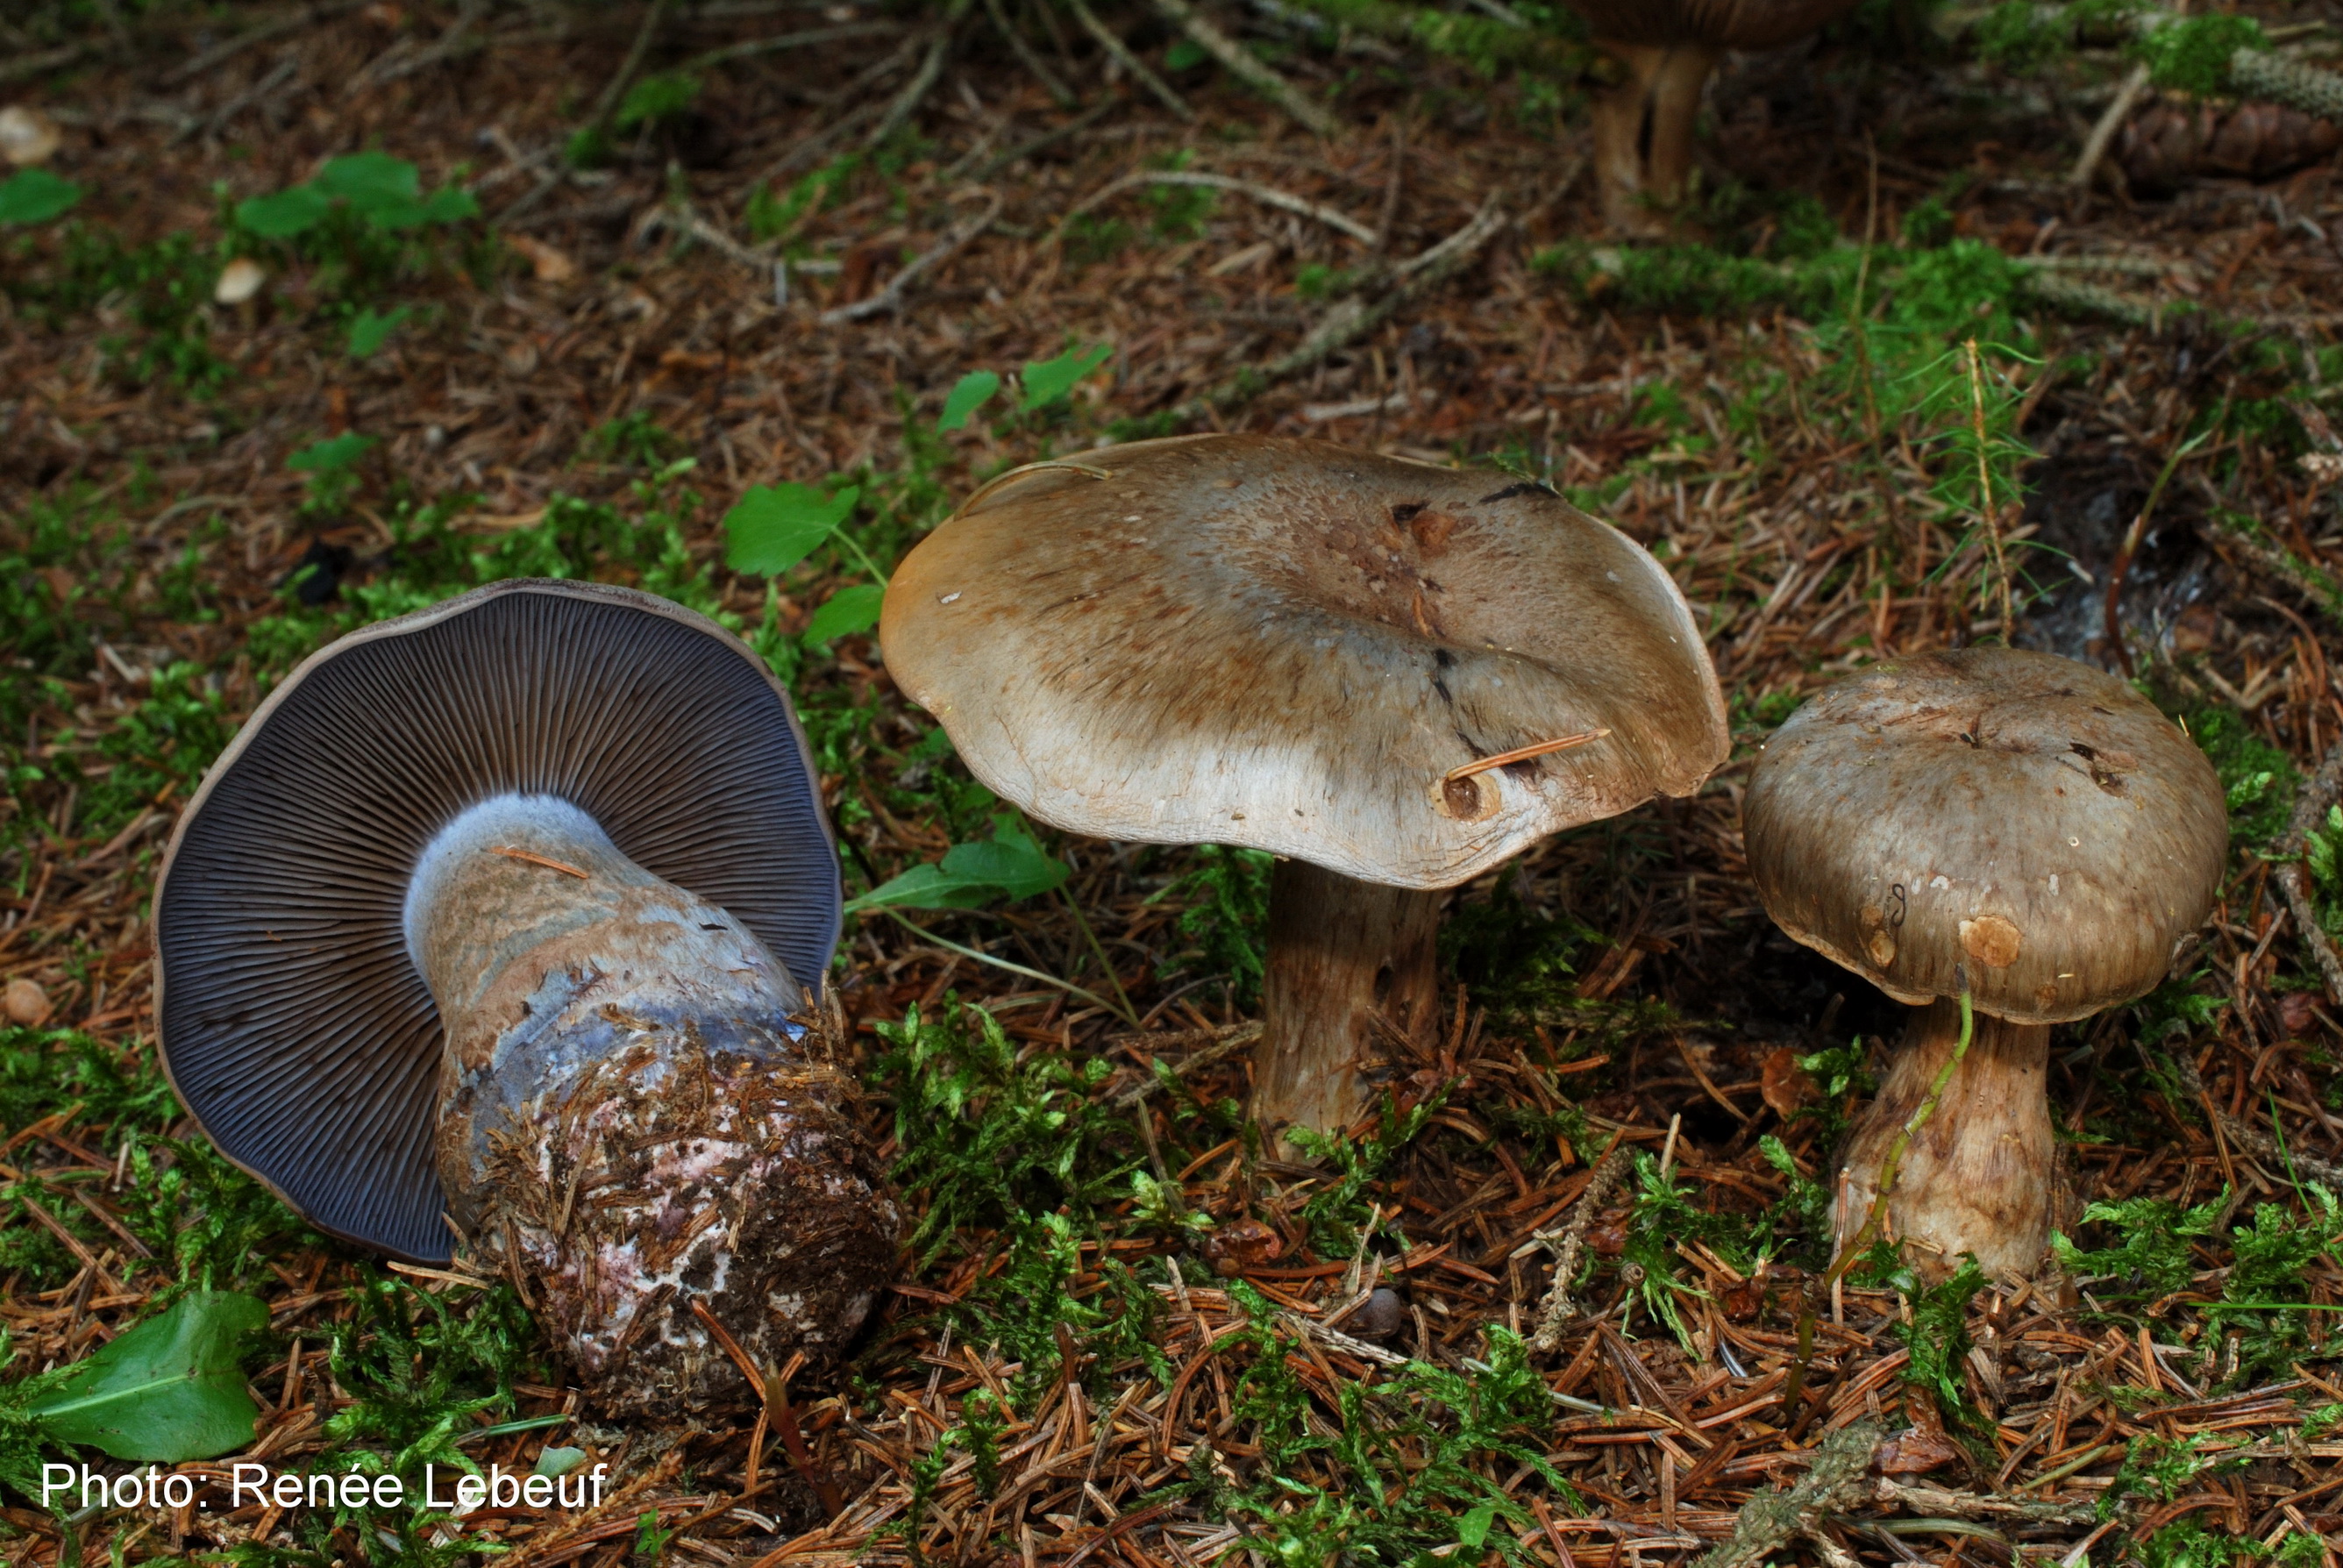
[1254,859,1442,1159]
[406,795,896,1415]
[1588,41,1720,238]
[1832,998,2055,1283]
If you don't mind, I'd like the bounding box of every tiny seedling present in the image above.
[722,481,885,650]
[932,342,1114,434]
[346,305,409,359]
[287,431,377,519]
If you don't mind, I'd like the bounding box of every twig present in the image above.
[1065,0,1194,121]
[1145,0,1340,136]
[2277,738,2343,1005]
[161,0,369,86]
[2171,1029,2343,1188]
[691,1303,843,1516]
[1443,729,1608,784]
[2203,511,2343,624]
[360,0,490,89]
[1055,168,1378,245]
[2069,62,2151,192]
[818,191,1001,324]
[876,907,1137,1025]
[580,0,674,146]
[867,0,974,150]
[1105,1023,1264,1108]
[1870,1479,2097,1526]
[1692,1419,1887,1568]
[171,57,299,148]
[680,19,899,73]
[1963,340,2015,643]
[983,0,1078,107]
[1528,1143,1632,1354]
[1181,194,1507,417]
[0,43,86,88]
[643,204,789,306]
[960,98,1115,182]
[2103,428,2205,676]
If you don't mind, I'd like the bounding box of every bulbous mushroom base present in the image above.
[1254,860,1442,1162]
[445,1018,898,1417]
[1832,999,2055,1283]
[1589,42,1721,239]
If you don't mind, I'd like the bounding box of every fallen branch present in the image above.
[1146,0,1341,135]
[1693,1419,1886,1568]
[1067,0,1194,121]
[984,0,1079,108]
[868,0,975,150]
[2230,47,2343,123]
[819,191,1002,324]
[1179,194,1508,417]
[1527,1142,1632,1353]
[2070,61,2152,190]
[1871,1479,2097,1526]
[1056,169,1379,245]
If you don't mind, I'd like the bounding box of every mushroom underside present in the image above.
[1833,997,2061,1283]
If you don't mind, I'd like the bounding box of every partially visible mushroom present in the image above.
[880,435,1727,1158]
[1743,648,2226,1280]
[0,107,61,168]
[1559,0,1862,236]
[156,580,898,1413]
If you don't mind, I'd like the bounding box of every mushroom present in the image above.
[880,435,1728,1156]
[155,580,899,1413]
[1743,647,2226,1280]
[1559,0,1862,236]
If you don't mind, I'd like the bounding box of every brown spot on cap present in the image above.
[1960,915,2024,968]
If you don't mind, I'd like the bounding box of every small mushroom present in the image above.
[1559,0,1862,236]
[155,580,899,1413]
[1743,647,2226,1280]
[880,435,1727,1157]
[4,978,51,1027]
[0,106,62,168]
[213,258,266,305]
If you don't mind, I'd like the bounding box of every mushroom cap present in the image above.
[1562,0,1863,50]
[880,434,1728,889]
[153,580,840,1263]
[1743,647,2226,1024]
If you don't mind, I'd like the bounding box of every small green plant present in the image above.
[2138,13,2266,96]
[848,812,1069,912]
[288,431,377,519]
[932,342,1114,432]
[0,168,81,226]
[2053,1191,2221,1298]
[615,70,701,133]
[1154,845,1273,1005]
[234,151,476,242]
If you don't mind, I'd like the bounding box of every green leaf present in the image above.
[0,169,82,226]
[938,371,1001,432]
[723,482,860,575]
[616,71,702,132]
[535,1445,587,1478]
[346,306,410,359]
[1165,38,1208,71]
[418,186,481,225]
[802,582,885,649]
[234,184,331,239]
[1020,343,1112,410]
[1456,1502,1498,1550]
[311,151,423,210]
[287,432,377,473]
[26,1293,267,1462]
[846,815,1070,913]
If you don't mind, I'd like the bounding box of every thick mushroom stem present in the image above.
[1589,41,1721,238]
[1832,998,2055,1283]
[405,795,897,1415]
[1254,859,1442,1158]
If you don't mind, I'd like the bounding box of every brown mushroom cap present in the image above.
[1560,0,1862,50]
[1744,648,2227,1023]
[880,434,1728,889]
[153,580,840,1263]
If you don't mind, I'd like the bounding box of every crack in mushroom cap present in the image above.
[880,435,1729,889]
[1559,0,1863,50]
[153,580,841,1264]
[1743,647,2227,1024]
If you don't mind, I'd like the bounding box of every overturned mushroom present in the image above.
[1562,0,1862,236]
[155,580,899,1413]
[1743,647,2225,1280]
[880,435,1727,1157]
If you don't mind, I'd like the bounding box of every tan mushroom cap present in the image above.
[880,434,1729,890]
[1744,648,2227,1024]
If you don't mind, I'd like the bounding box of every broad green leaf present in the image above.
[347,306,409,358]
[535,1445,587,1478]
[1456,1502,1498,1550]
[1164,38,1208,70]
[0,169,81,226]
[419,186,481,225]
[288,432,377,473]
[845,815,1068,913]
[235,184,331,239]
[616,71,702,132]
[723,482,860,575]
[26,1292,267,1462]
[311,151,423,209]
[801,582,884,649]
[1021,343,1112,410]
[937,370,1000,432]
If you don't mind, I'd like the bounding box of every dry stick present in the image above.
[2277,738,2343,1005]
[2102,428,2205,676]
[819,191,1003,324]
[1527,1142,1633,1354]
[360,0,490,89]
[161,0,370,86]
[170,58,299,148]
[1106,1023,1263,1108]
[1693,1418,1887,1568]
[0,43,86,88]
[1145,0,1340,135]
[1065,0,1194,121]
[2070,62,2153,194]
[867,0,974,150]
[964,98,1116,182]
[983,0,1079,107]
[680,19,901,73]
[1963,340,2016,644]
[1056,168,1378,245]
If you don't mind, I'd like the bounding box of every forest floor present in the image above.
[5,2,2343,1566]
